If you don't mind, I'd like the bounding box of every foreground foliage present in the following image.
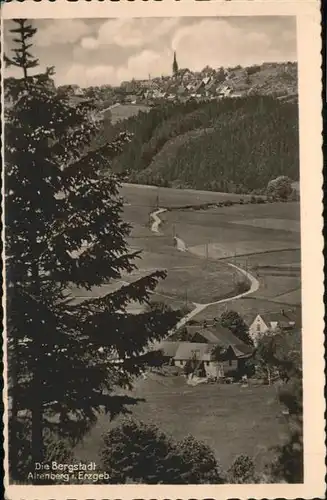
[220,310,253,346]
[5,19,179,482]
[254,329,303,482]
[100,419,224,484]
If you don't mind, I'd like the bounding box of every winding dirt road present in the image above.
[150,208,167,233]
[149,208,260,331]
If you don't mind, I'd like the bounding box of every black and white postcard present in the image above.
[1,0,324,499]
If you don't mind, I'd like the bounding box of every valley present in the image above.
[120,184,301,314]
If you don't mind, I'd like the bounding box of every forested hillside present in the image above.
[100,96,299,193]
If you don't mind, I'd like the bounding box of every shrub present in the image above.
[289,188,300,201]
[227,454,257,483]
[100,419,175,484]
[177,434,224,484]
[100,419,223,484]
[269,423,303,483]
[266,176,293,201]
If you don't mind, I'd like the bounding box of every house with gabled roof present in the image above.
[172,342,219,378]
[157,341,180,361]
[248,308,301,345]
[155,322,253,379]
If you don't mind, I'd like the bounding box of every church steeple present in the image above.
[172,50,179,75]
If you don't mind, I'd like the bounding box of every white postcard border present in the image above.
[2,1,324,499]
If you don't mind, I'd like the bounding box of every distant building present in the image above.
[156,322,253,379]
[248,308,301,345]
[202,76,211,86]
[216,83,232,97]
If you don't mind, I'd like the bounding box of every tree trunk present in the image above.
[31,262,44,472]
[9,335,19,481]
[7,290,21,480]
[267,366,271,386]
[31,389,44,466]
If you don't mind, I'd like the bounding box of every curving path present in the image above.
[149,208,260,333]
[173,236,187,252]
[150,208,167,233]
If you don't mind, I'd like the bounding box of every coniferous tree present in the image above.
[220,310,253,346]
[5,20,179,483]
[4,19,39,78]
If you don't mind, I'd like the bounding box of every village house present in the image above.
[156,322,253,379]
[173,342,223,378]
[216,83,233,97]
[248,308,301,345]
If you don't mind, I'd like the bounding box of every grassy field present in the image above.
[72,185,300,311]
[121,184,301,309]
[194,296,301,326]
[121,183,251,209]
[161,203,300,252]
[269,288,301,305]
[74,374,289,474]
[70,184,299,480]
[122,251,243,304]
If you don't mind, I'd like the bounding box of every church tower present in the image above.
[172,50,179,75]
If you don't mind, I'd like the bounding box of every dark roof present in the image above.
[174,342,213,361]
[185,324,253,357]
[259,309,301,328]
[156,341,179,358]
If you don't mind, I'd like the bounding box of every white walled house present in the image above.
[155,323,253,379]
[249,314,270,345]
[249,309,300,345]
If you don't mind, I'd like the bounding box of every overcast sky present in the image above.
[4,17,297,87]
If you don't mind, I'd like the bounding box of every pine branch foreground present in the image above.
[5,29,180,482]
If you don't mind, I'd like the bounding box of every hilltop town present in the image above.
[57,53,298,109]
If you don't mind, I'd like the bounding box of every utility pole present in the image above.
[205,242,209,264]
[185,287,188,307]
[172,224,176,238]
[155,192,159,209]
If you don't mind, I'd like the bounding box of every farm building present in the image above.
[174,342,251,378]
[156,322,253,379]
[158,341,180,362]
[174,342,222,378]
[248,308,301,345]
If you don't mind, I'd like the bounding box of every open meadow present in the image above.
[121,184,301,310]
[74,374,290,474]
[121,183,251,208]
[67,184,300,316]
[122,251,241,304]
